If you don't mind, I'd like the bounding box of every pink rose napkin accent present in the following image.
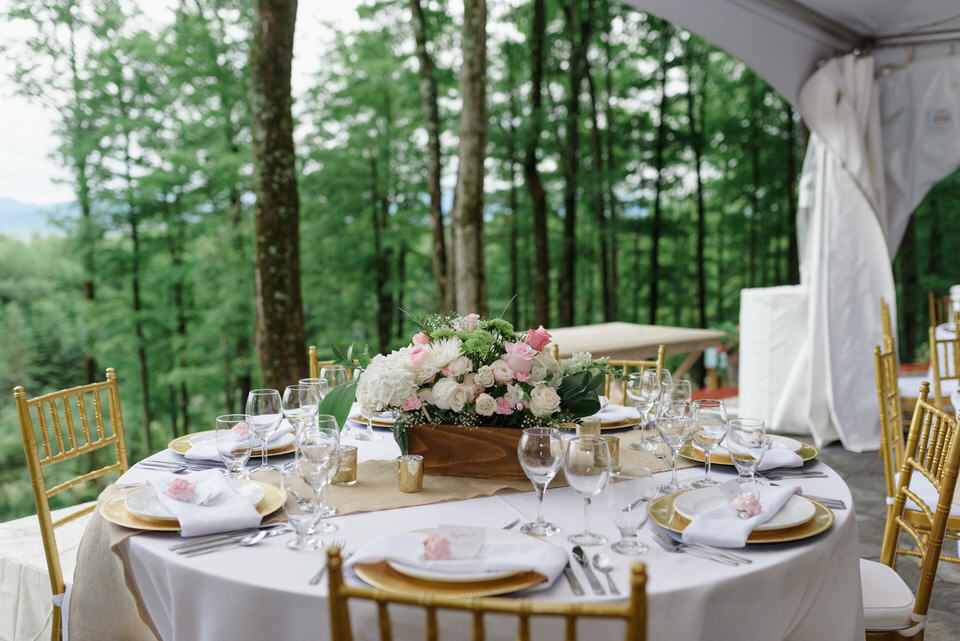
[185,418,293,462]
[146,469,261,537]
[681,484,799,548]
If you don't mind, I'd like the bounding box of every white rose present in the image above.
[503,383,524,406]
[476,365,495,387]
[529,384,561,417]
[533,352,562,387]
[491,359,513,382]
[529,362,547,383]
[446,355,473,377]
[475,393,496,416]
[431,377,459,410]
[450,385,472,412]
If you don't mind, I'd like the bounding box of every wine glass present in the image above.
[299,415,341,534]
[670,379,692,405]
[563,436,612,546]
[283,384,320,442]
[605,465,655,555]
[215,414,253,478]
[281,461,321,551]
[310,414,342,519]
[655,415,694,494]
[516,427,563,537]
[320,365,349,389]
[727,418,769,493]
[649,368,674,457]
[690,399,728,488]
[626,370,660,452]
[298,377,330,402]
[245,389,283,473]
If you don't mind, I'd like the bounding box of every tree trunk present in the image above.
[785,100,799,284]
[686,44,707,330]
[748,74,760,287]
[506,44,520,329]
[162,192,190,437]
[649,22,670,326]
[524,0,549,327]
[249,0,307,390]
[602,5,618,318]
[410,0,450,313]
[370,154,391,354]
[396,240,407,339]
[451,0,488,315]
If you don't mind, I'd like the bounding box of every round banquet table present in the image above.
[111,423,864,641]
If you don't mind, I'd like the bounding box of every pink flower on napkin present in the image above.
[729,492,762,519]
[412,332,430,346]
[164,478,197,503]
[423,534,453,560]
[231,421,250,437]
[524,325,552,351]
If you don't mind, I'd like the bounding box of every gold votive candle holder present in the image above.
[397,454,424,493]
[602,435,620,470]
[578,417,602,438]
[332,445,358,486]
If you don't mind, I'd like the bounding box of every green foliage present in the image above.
[317,379,359,433]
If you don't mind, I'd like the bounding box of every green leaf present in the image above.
[564,397,602,417]
[317,379,358,431]
[393,423,408,455]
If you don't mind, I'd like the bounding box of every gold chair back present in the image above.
[874,342,905,500]
[928,291,950,329]
[879,381,960,636]
[880,297,895,352]
[607,345,667,406]
[308,345,357,382]
[325,547,647,641]
[928,312,960,409]
[13,368,129,641]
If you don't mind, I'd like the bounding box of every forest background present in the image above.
[0,0,957,521]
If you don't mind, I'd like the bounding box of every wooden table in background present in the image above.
[547,321,726,382]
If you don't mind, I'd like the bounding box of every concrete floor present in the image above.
[818,444,960,639]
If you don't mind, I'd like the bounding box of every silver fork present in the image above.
[652,531,740,566]
[309,538,348,585]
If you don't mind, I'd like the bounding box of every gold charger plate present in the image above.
[600,417,642,430]
[168,431,296,457]
[348,415,395,428]
[353,561,546,598]
[99,480,284,532]
[678,440,819,466]
[649,491,834,544]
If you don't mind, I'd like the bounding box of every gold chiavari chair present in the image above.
[13,368,130,641]
[875,341,906,501]
[928,312,960,410]
[880,297,895,350]
[308,345,357,382]
[607,345,667,406]
[325,547,647,641]
[927,291,949,329]
[863,381,960,638]
[880,298,919,429]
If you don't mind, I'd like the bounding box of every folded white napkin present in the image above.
[681,484,799,548]
[712,438,803,471]
[145,470,262,537]
[185,419,293,462]
[347,533,568,586]
[587,404,641,424]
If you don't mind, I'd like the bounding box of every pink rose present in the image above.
[514,370,530,382]
[409,345,429,367]
[524,325,552,351]
[729,492,763,519]
[462,313,480,332]
[403,395,422,411]
[495,397,514,415]
[423,534,452,560]
[164,478,197,503]
[441,366,453,377]
[231,421,250,437]
[412,332,430,346]
[504,342,536,373]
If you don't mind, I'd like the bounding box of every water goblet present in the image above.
[281,461,322,551]
[606,465,655,555]
[649,368,674,457]
[626,370,660,452]
[299,378,331,402]
[690,399,728,488]
[726,418,769,493]
[299,416,341,534]
[654,415,694,494]
[283,384,320,443]
[563,436,612,546]
[670,379,693,405]
[245,389,283,473]
[517,427,563,537]
[215,414,253,478]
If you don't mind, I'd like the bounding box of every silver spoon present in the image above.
[239,529,269,546]
[591,553,620,596]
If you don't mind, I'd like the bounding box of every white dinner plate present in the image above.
[188,430,295,453]
[124,479,265,522]
[385,528,538,583]
[695,434,803,454]
[673,487,816,531]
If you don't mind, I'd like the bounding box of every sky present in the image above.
[0,0,361,206]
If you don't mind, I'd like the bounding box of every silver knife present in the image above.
[572,547,605,595]
[170,523,287,552]
[180,527,291,557]
[562,561,584,596]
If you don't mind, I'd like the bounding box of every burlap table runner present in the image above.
[69,428,694,638]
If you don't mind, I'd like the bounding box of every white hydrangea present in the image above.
[355,350,419,417]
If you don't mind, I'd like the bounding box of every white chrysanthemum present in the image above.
[355,351,419,417]
[425,337,463,372]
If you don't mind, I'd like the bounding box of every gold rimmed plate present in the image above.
[168,431,296,457]
[679,439,819,466]
[99,480,284,532]
[353,561,546,598]
[649,491,834,544]
[600,417,643,430]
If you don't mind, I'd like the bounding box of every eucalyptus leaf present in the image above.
[317,379,358,431]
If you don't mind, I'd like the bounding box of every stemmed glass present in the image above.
[281,460,322,551]
[245,389,283,473]
[691,399,728,488]
[517,427,563,537]
[626,370,660,452]
[215,414,253,479]
[298,378,330,403]
[670,379,692,405]
[283,384,320,444]
[563,436,612,546]
[649,368,674,457]
[655,413,693,494]
[727,418,769,493]
[606,465,655,555]
[299,415,341,534]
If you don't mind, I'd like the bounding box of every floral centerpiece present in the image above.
[354,313,610,457]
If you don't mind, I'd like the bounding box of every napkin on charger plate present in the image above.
[681,483,799,548]
[346,531,569,587]
[586,403,642,424]
[145,469,262,537]
[185,418,293,462]
[713,437,803,471]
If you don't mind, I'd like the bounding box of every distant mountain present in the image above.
[0,198,77,242]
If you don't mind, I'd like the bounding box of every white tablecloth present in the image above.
[103,418,864,641]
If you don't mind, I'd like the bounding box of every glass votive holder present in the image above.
[397,454,424,493]
[603,435,620,470]
[578,417,602,438]
[332,445,358,486]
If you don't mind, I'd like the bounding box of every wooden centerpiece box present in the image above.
[404,423,526,480]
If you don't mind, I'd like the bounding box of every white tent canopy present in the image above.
[621,0,960,450]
